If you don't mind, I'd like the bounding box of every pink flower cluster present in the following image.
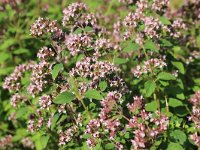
[27,61,51,97]
[39,95,52,110]
[143,17,161,39]
[132,58,167,78]
[21,137,34,149]
[62,2,99,31]
[85,119,101,148]
[47,113,54,128]
[84,91,122,149]
[70,57,119,80]
[190,133,200,147]
[122,0,187,43]
[37,47,55,60]
[62,2,87,26]
[64,34,116,57]
[127,109,168,149]
[94,38,115,57]
[59,113,82,145]
[3,62,34,91]
[127,96,143,112]
[30,17,60,37]
[123,0,148,28]
[10,93,27,108]
[122,0,165,41]
[65,34,92,56]
[70,57,126,93]
[164,18,187,38]
[0,135,13,149]
[188,91,200,147]
[100,92,122,140]
[27,110,55,133]
[165,0,200,21]
[58,104,67,114]
[189,91,200,128]
[152,0,169,12]
[186,50,200,64]
[76,13,97,27]
[27,116,44,132]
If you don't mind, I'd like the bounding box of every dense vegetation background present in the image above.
[0,0,200,149]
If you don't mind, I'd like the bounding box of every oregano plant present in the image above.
[1,0,200,150]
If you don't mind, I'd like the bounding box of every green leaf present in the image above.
[0,38,17,49]
[16,107,28,119]
[93,143,103,150]
[170,130,186,145]
[138,24,145,31]
[144,40,159,52]
[13,48,29,55]
[0,66,13,75]
[56,115,68,125]
[34,134,43,150]
[157,72,176,80]
[51,113,60,130]
[84,26,93,32]
[150,146,157,150]
[51,63,64,80]
[197,35,200,47]
[12,129,28,141]
[77,54,85,61]
[174,106,189,117]
[124,132,130,139]
[74,28,82,34]
[144,80,156,97]
[167,142,183,150]
[159,16,171,25]
[145,101,158,112]
[123,42,139,52]
[160,39,172,47]
[99,81,107,91]
[86,47,93,51]
[159,80,169,87]
[84,89,103,100]
[105,143,115,149]
[41,135,50,149]
[81,134,92,139]
[171,61,185,74]
[0,53,10,64]
[53,92,75,104]
[114,58,127,65]
[69,77,79,95]
[168,98,183,107]
[176,93,185,100]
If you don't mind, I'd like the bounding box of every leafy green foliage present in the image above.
[157,72,176,80]
[167,142,184,150]
[170,130,187,145]
[53,92,75,104]
[84,89,103,100]
[171,61,185,74]
[168,98,183,107]
[0,0,199,150]
[144,80,156,97]
[145,101,158,112]
[144,40,159,52]
[51,63,64,80]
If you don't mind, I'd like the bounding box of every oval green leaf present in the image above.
[53,92,75,104]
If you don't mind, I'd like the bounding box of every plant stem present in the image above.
[80,98,92,119]
[154,93,160,113]
[0,127,15,134]
[73,78,92,119]
[165,96,169,116]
